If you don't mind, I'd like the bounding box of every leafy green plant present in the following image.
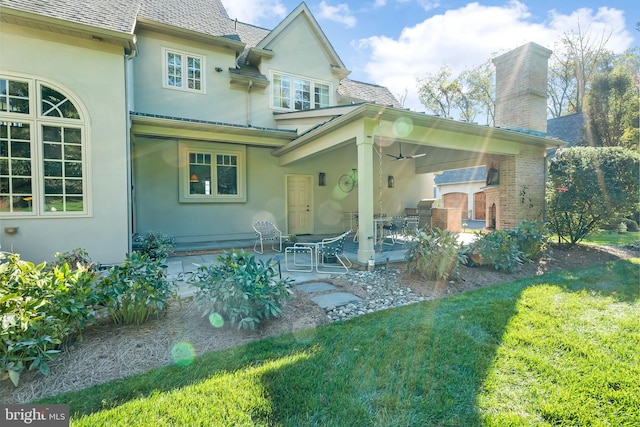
[97,252,177,325]
[48,248,96,271]
[187,250,292,330]
[404,228,465,280]
[467,229,523,272]
[0,252,98,386]
[507,220,549,260]
[134,231,175,260]
[546,146,640,245]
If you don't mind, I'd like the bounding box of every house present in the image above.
[0,0,564,265]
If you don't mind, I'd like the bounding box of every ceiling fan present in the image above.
[386,142,426,161]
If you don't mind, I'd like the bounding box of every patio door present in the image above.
[286,174,313,235]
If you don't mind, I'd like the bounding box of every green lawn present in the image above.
[579,230,640,247]
[39,259,640,426]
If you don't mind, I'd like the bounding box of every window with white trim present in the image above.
[163,48,204,92]
[271,72,331,111]
[179,141,246,203]
[0,76,87,216]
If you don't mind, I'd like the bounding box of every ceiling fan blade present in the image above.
[409,153,426,159]
[386,153,400,159]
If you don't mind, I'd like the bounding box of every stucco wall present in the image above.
[132,136,434,244]
[0,24,129,264]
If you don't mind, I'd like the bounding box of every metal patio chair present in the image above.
[382,215,405,245]
[253,221,284,254]
[314,230,353,274]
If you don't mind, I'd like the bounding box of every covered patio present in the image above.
[273,103,560,265]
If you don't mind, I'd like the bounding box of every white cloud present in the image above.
[356,1,634,112]
[317,1,357,28]
[417,1,440,12]
[220,0,287,25]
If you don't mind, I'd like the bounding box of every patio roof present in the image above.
[273,103,567,172]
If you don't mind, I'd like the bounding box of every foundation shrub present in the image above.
[0,252,98,386]
[405,228,465,280]
[97,252,177,325]
[134,231,175,260]
[187,250,292,330]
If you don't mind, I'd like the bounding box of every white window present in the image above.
[179,141,246,203]
[272,72,331,111]
[0,76,87,217]
[163,48,204,93]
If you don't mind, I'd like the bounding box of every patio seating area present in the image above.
[168,220,484,298]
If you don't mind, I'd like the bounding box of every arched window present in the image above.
[0,75,87,216]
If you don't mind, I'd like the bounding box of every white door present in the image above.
[286,175,313,235]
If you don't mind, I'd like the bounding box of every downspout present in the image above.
[124,43,137,253]
[247,79,253,126]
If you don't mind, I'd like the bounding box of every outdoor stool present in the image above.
[284,245,314,272]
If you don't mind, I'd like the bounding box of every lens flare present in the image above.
[393,117,413,137]
[209,312,224,328]
[171,342,195,366]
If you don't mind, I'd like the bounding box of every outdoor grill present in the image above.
[416,199,437,229]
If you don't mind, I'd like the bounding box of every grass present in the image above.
[38,259,640,426]
[579,230,639,247]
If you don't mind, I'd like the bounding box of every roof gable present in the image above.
[255,2,349,78]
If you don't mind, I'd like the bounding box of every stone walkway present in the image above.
[166,252,364,312]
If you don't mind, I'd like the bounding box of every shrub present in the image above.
[0,252,98,386]
[546,146,639,245]
[507,221,549,260]
[467,229,523,273]
[623,218,639,232]
[134,231,175,260]
[97,252,177,325]
[405,228,465,281]
[48,248,96,272]
[187,250,292,330]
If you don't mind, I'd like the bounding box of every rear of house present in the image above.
[1,0,563,265]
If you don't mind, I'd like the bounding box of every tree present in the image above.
[459,60,495,125]
[417,65,462,119]
[417,62,495,124]
[546,146,639,246]
[585,62,640,150]
[547,23,614,118]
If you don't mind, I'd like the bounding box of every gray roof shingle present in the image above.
[338,78,401,108]
[1,0,140,33]
[547,112,585,146]
[138,0,238,40]
[1,0,239,39]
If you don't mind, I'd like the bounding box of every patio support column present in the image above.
[356,134,376,264]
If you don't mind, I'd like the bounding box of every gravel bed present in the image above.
[324,267,428,322]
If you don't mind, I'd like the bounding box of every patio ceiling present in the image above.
[273,103,565,172]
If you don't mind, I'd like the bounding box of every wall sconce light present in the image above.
[190,174,199,182]
[215,67,223,72]
[4,226,19,235]
[388,175,394,188]
[318,172,326,186]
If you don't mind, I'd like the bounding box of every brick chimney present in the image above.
[492,42,552,133]
[483,42,553,231]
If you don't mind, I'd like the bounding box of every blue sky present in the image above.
[220,0,638,112]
